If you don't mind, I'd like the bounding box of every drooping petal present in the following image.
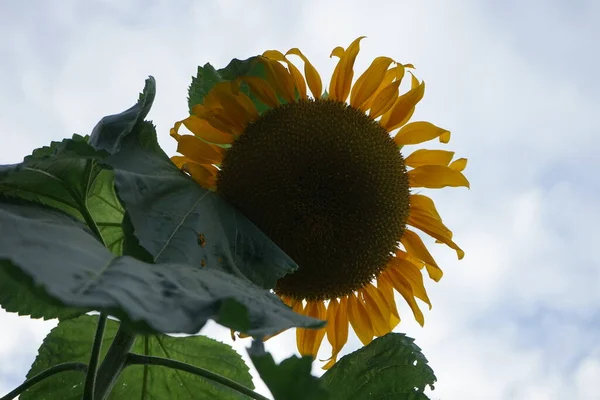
[239,76,280,108]
[405,149,455,168]
[329,37,365,102]
[350,57,395,109]
[264,50,308,99]
[176,134,224,165]
[323,297,349,370]
[388,257,431,308]
[260,57,296,103]
[182,115,234,145]
[400,229,443,281]
[376,274,401,330]
[192,104,244,135]
[361,284,393,336]
[408,165,470,189]
[208,83,259,124]
[408,213,465,260]
[393,121,450,146]
[287,48,323,99]
[384,268,425,326]
[347,291,373,345]
[296,301,327,357]
[380,80,425,131]
[181,161,218,190]
[410,194,443,221]
[449,158,468,172]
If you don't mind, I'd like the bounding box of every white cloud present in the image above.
[1,0,598,399]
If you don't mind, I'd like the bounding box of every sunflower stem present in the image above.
[82,313,108,400]
[93,324,137,400]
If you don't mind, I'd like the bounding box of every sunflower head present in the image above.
[171,37,469,368]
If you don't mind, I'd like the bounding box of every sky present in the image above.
[1,0,599,399]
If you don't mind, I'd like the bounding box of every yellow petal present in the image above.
[262,50,285,61]
[328,37,365,102]
[408,213,465,260]
[260,57,296,103]
[210,83,259,123]
[368,80,402,119]
[284,58,307,100]
[180,161,218,190]
[362,65,404,111]
[376,274,401,330]
[388,258,431,308]
[361,284,393,336]
[176,134,224,165]
[394,121,450,146]
[405,149,455,168]
[330,46,345,58]
[296,301,326,357]
[192,104,244,135]
[449,158,468,172]
[264,50,308,99]
[384,269,425,326]
[350,57,395,109]
[323,297,349,369]
[380,81,425,131]
[410,194,443,221]
[400,229,442,281]
[182,116,234,145]
[408,165,470,189]
[170,155,188,169]
[347,291,373,345]
[239,76,280,108]
[287,48,323,99]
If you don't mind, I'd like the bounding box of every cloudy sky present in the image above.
[1,0,599,399]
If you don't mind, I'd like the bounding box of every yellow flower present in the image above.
[171,37,469,369]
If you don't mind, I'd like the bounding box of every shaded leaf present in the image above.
[0,201,322,335]
[248,341,329,400]
[0,135,124,254]
[321,333,436,400]
[22,315,254,400]
[89,76,156,155]
[105,125,297,290]
[0,260,83,320]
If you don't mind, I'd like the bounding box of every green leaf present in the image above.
[0,135,125,254]
[248,341,329,400]
[89,76,156,154]
[188,57,270,115]
[321,333,436,400]
[0,201,322,335]
[22,315,254,400]
[105,124,298,290]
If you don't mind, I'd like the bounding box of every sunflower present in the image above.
[171,37,469,369]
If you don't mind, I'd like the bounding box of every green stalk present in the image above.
[0,362,87,400]
[82,314,108,400]
[125,354,270,400]
[93,324,137,400]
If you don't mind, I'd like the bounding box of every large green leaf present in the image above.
[88,76,156,155]
[0,137,126,319]
[321,333,437,400]
[0,201,322,335]
[248,341,329,400]
[104,123,298,290]
[22,315,254,400]
[188,57,270,115]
